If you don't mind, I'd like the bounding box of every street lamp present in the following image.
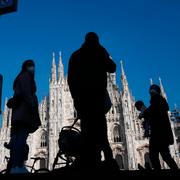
[0,0,18,15]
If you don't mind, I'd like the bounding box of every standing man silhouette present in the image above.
[68,32,116,167]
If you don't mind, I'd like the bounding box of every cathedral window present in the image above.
[137,122,140,133]
[40,158,46,169]
[113,125,122,142]
[144,153,151,168]
[52,100,55,107]
[115,154,124,169]
[124,100,128,108]
[41,131,47,147]
[126,122,130,129]
[74,110,77,118]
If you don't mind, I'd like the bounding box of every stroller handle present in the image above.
[63,117,80,132]
[62,126,80,133]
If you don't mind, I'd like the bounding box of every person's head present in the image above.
[135,101,145,111]
[85,32,99,44]
[149,84,161,97]
[22,60,35,75]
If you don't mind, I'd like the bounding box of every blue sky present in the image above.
[0,0,180,125]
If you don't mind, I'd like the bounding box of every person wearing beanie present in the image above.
[140,84,178,170]
[6,60,41,174]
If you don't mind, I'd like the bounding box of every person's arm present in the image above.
[162,97,169,112]
[68,54,77,99]
[139,106,152,119]
[103,48,116,73]
[19,72,36,108]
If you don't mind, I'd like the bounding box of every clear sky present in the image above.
[0,0,180,125]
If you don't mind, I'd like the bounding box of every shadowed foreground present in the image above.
[0,168,180,179]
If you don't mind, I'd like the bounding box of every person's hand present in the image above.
[7,98,14,108]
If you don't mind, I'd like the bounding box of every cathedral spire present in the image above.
[58,51,64,84]
[120,60,129,91]
[159,77,167,100]
[51,52,57,84]
[2,98,8,128]
[120,60,125,77]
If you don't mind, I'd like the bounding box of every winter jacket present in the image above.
[143,95,174,145]
[11,72,41,133]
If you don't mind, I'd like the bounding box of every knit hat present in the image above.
[149,84,161,95]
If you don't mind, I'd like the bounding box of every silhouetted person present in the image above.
[68,32,116,168]
[135,101,150,138]
[7,60,41,173]
[140,84,178,170]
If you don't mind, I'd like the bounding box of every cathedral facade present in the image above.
[0,53,179,171]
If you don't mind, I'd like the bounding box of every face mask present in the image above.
[27,66,35,74]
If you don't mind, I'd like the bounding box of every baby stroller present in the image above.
[52,117,81,170]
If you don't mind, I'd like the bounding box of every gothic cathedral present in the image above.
[0,53,179,170]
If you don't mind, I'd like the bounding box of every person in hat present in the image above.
[140,84,178,170]
[7,60,41,173]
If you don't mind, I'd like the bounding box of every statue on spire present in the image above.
[58,51,64,84]
[51,52,57,83]
[120,60,129,92]
[150,78,153,85]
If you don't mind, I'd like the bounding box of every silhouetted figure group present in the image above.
[2,32,179,174]
[136,84,178,170]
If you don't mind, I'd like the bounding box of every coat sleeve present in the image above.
[103,48,116,73]
[19,73,36,108]
[162,97,169,111]
[68,54,76,99]
[141,106,152,119]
